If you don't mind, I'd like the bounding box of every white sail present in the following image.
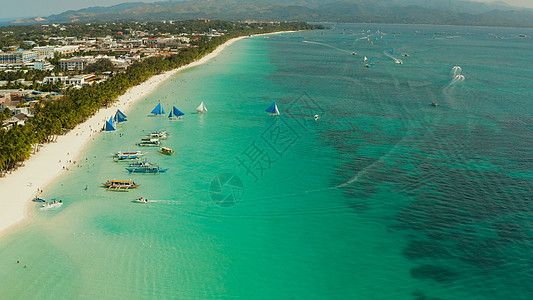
[196,101,208,113]
[364,56,368,62]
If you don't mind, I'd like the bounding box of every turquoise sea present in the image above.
[0,24,532,299]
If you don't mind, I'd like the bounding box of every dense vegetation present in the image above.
[0,21,317,174]
[32,0,533,29]
[85,58,115,73]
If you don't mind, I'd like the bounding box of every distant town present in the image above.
[0,19,288,130]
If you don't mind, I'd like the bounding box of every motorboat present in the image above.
[132,197,148,203]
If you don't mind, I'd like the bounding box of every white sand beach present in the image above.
[0,31,296,238]
[0,34,262,238]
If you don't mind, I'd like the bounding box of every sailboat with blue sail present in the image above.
[105,116,116,131]
[265,102,280,116]
[114,109,127,123]
[168,106,185,119]
[151,103,165,115]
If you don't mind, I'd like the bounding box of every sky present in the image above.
[472,0,533,8]
[0,0,161,20]
[1,0,532,20]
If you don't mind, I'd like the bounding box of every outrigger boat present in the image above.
[113,151,146,161]
[126,161,168,173]
[148,130,168,139]
[138,137,160,147]
[158,147,174,155]
[102,180,140,191]
[32,197,46,202]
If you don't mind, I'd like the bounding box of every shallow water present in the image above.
[0,24,532,299]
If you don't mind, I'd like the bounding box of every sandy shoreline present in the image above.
[0,32,294,238]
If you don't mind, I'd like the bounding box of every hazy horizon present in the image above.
[2,0,532,20]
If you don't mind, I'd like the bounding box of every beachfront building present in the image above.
[12,107,33,117]
[42,74,96,87]
[42,76,68,85]
[67,74,97,86]
[3,113,28,127]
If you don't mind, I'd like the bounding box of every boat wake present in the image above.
[449,65,466,85]
[443,65,466,97]
[439,65,467,110]
[383,51,403,64]
[334,134,409,189]
[302,40,353,54]
[451,65,462,77]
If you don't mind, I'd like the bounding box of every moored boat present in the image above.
[103,180,140,191]
[32,197,45,202]
[114,109,127,123]
[39,200,63,210]
[126,161,168,173]
[138,138,160,147]
[148,130,168,139]
[158,147,174,155]
[113,151,146,161]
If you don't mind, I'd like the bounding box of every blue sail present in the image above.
[114,109,127,122]
[265,102,280,115]
[117,109,127,120]
[151,103,165,115]
[370,58,374,64]
[168,106,185,118]
[105,117,115,131]
[173,106,185,117]
[390,48,393,54]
